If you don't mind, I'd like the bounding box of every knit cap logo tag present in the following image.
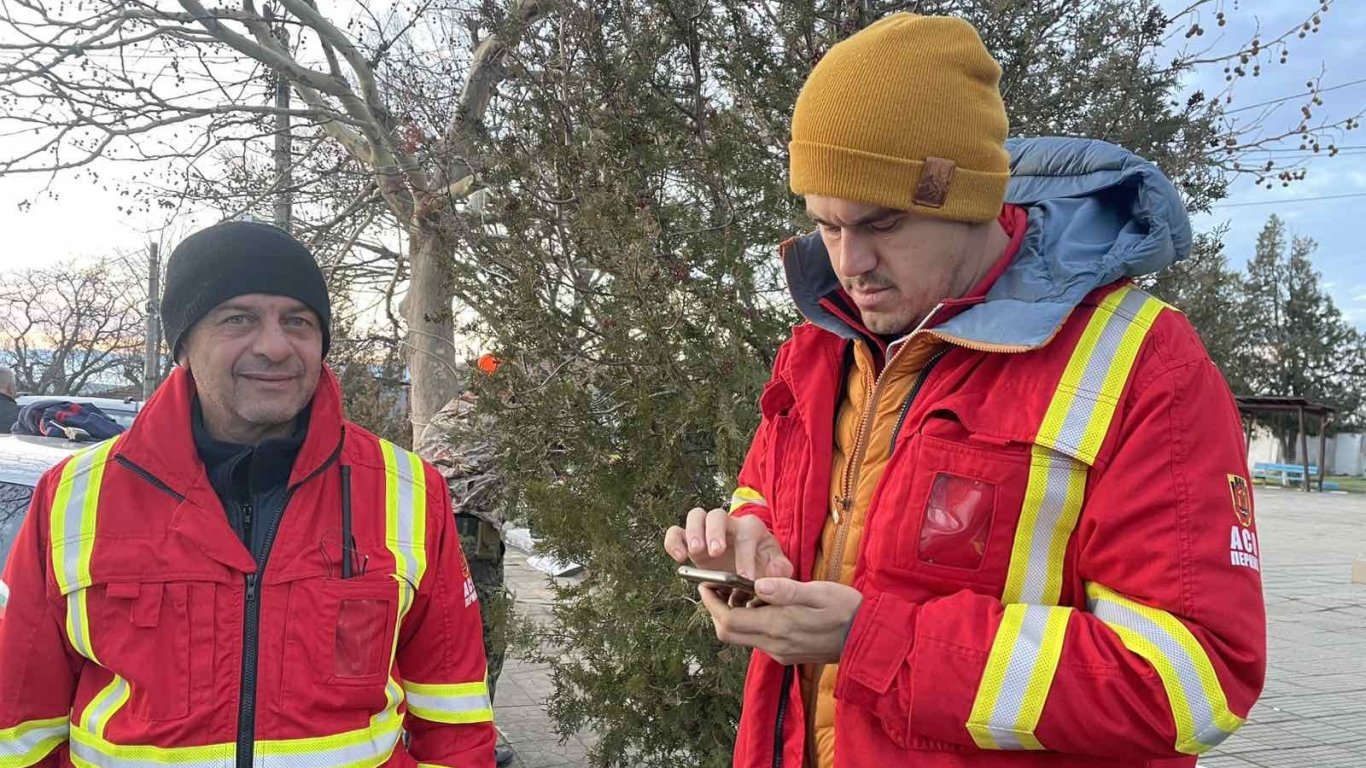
[913,157,956,208]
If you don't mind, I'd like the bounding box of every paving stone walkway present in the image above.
[494,486,1366,767]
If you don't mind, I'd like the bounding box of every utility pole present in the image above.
[271,9,292,231]
[141,242,161,401]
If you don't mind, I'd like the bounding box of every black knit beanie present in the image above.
[161,221,331,358]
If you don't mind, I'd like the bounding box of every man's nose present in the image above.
[834,230,877,277]
[250,320,294,361]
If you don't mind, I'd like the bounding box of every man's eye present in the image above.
[285,316,313,328]
[223,315,250,325]
[819,224,842,238]
[868,219,900,234]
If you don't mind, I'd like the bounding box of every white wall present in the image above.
[1244,425,1366,477]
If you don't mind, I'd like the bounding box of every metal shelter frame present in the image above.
[1235,396,1337,492]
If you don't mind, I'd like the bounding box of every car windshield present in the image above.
[0,481,35,569]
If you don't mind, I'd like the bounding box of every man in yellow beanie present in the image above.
[665,13,1264,768]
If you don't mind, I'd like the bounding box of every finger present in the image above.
[684,507,708,557]
[756,535,794,579]
[663,526,689,563]
[704,507,729,558]
[700,586,771,647]
[753,577,820,607]
[697,583,732,619]
[732,523,759,581]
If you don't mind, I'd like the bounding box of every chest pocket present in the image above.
[57,555,228,724]
[871,411,1035,598]
[281,569,415,697]
[279,443,430,711]
[871,403,1097,609]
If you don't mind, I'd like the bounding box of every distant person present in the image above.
[664,13,1265,768]
[0,221,495,766]
[0,367,16,433]
[417,352,514,767]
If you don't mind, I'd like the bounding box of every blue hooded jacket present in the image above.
[784,137,1192,348]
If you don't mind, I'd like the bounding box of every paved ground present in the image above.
[494,486,1366,767]
[1199,487,1366,767]
[493,550,594,767]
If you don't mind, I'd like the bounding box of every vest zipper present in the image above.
[772,665,794,768]
[235,438,343,768]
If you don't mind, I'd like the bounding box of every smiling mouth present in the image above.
[240,373,296,383]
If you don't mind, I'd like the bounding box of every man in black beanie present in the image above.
[0,219,497,767]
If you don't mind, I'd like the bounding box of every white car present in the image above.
[0,434,92,615]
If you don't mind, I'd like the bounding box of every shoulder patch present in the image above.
[1228,474,1253,527]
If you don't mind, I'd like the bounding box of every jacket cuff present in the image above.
[730,502,773,529]
[836,591,919,711]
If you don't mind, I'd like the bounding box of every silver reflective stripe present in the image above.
[255,724,402,767]
[68,736,230,768]
[67,592,94,660]
[0,719,69,761]
[1088,594,1238,749]
[984,606,1051,749]
[394,446,419,582]
[1011,449,1084,605]
[58,447,100,591]
[406,689,493,716]
[68,718,401,768]
[1049,288,1151,458]
[83,676,129,736]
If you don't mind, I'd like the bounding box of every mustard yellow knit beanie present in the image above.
[789,14,1010,223]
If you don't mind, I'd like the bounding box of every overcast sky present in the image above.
[1,1,1362,326]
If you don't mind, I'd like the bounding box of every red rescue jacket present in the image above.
[728,278,1266,767]
[0,366,495,767]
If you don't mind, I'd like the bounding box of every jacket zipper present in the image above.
[824,301,944,583]
[236,439,343,768]
[114,455,185,502]
[888,347,950,449]
[799,343,947,753]
[772,665,794,768]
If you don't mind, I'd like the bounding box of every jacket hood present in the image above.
[783,137,1192,348]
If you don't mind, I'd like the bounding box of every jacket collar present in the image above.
[114,364,346,497]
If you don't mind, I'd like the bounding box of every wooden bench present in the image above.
[1251,462,1319,487]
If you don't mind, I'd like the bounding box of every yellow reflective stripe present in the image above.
[50,439,119,662]
[79,675,130,739]
[1085,583,1244,754]
[1001,447,1087,606]
[1002,286,1169,608]
[728,486,767,514]
[1036,286,1168,464]
[65,591,98,664]
[404,680,494,724]
[967,604,1071,750]
[69,706,404,767]
[0,716,68,767]
[380,440,429,589]
[51,439,119,595]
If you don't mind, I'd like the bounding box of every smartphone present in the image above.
[677,565,756,591]
[678,565,763,605]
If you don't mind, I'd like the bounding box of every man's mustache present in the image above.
[842,274,893,292]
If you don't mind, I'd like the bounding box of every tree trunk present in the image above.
[404,222,460,445]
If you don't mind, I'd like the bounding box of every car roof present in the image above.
[0,433,91,487]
